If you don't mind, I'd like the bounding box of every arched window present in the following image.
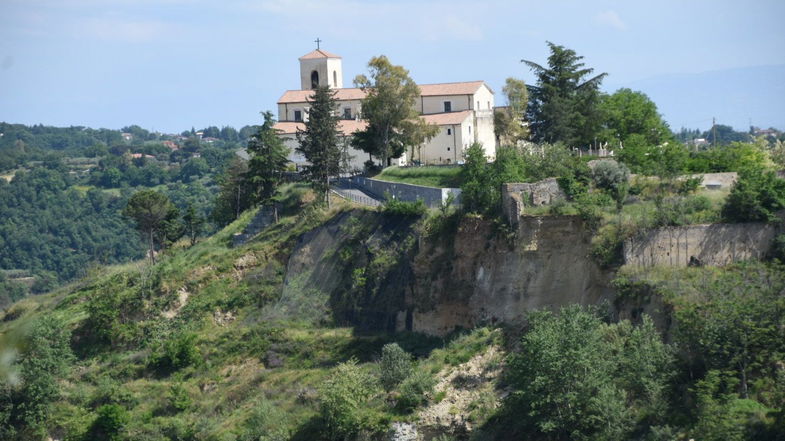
[333,71,337,87]
[310,71,319,89]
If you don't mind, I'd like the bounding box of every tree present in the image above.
[506,306,674,440]
[592,160,630,211]
[247,111,290,211]
[320,359,379,440]
[212,157,252,226]
[722,169,785,222]
[182,202,204,246]
[296,85,341,206]
[523,42,607,147]
[352,55,438,166]
[122,190,179,264]
[494,77,529,146]
[460,143,495,213]
[378,343,412,392]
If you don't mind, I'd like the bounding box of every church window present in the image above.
[469,125,472,134]
[477,100,480,109]
[447,147,451,151]
[487,101,491,109]
[294,110,302,122]
[443,101,452,112]
[343,107,352,119]
[333,71,338,87]
[310,71,319,89]
[447,128,452,135]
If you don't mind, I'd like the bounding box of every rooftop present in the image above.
[278,81,491,104]
[299,49,342,60]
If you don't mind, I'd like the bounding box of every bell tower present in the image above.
[298,40,343,90]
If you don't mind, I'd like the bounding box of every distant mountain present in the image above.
[605,64,785,132]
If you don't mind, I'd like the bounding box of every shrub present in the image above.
[89,404,129,441]
[149,333,200,374]
[592,160,630,211]
[772,234,785,262]
[241,398,289,441]
[722,170,785,222]
[381,198,427,217]
[396,370,436,412]
[320,359,379,440]
[168,382,191,412]
[379,343,413,392]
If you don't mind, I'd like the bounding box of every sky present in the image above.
[1,0,784,134]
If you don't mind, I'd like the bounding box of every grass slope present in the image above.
[374,166,462,188]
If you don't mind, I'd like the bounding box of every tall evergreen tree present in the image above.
[523,42,607,147]
[246,111,290,209]
[296,85,341,206]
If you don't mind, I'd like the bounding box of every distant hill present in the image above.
[605,64,785,132]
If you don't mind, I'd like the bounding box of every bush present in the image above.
[149,333,200,374]
[241,398,289,441]
[379,343,413,392]
[89,404,129,441]
[722,170,785,222]
[592,160,630,211]
[320,359,380,440]
[382,198,427,217]
[396,370,436,412]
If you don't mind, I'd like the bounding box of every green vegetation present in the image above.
[374,165,461,188]
[296,85,342,206]
[352,56,438,166]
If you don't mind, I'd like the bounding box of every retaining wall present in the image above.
[623,222,777,267]
[351,176,461,208]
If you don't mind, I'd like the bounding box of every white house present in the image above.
[273,48,496,170]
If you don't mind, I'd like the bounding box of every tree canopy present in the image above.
[122,189,180,264]
[352,56,437,166]
[246,111,290,206]
[296,85,342,205]
[524,42,607,148]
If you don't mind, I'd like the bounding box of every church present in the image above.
[273,46,497,171]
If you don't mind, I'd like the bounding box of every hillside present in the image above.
[1,181,784,440]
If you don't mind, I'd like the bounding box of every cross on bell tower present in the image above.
[314,38,321,50]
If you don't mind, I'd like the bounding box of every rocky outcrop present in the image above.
[501,179,566,226]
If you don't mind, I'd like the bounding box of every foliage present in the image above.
[506,306,674,440]
[352,56,438,166]
[591,160,630,211]
[296,85,342,205]
[381,198,427,217]
[396,369,435,412]
[319,359,380,440]
[721,169,785,222]
[0,317,74,439]
[459,143,495,214]
[495,77,529,146]
[378,343,413,391]
[182,202,204,246]
[88,404,129,441]
[123,189,181,264]
[246,111,290,206]
[524,42,606,147]
[0,168,144,284]
[686,140,770,173]
[149,333,201,375]
[240,398,289,441]
[212,156,253,226]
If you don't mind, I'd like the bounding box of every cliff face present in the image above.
[408,215,614,335]
[284,210,615,336]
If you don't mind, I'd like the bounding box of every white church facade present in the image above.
[273,48,496,171]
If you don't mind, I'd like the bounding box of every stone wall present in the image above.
[351,176,462,208]
[623,222,777,267]
[501,179,566,225]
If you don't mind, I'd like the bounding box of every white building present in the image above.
[273,48,496,171]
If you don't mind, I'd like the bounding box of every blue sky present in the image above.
[1,0,784,133]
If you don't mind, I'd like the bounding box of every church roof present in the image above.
[299,49,342,60]
[278,88,366,104]
[273,119,368,136]
[418,81,489,96]
[421,110,473,125]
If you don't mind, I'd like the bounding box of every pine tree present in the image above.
[296,85,341,206]
[523,42,606,147]
[246,111,290,209]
